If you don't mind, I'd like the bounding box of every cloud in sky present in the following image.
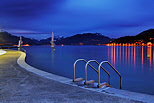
[0,0,154,39]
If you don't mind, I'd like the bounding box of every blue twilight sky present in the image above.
[0,0,154,40]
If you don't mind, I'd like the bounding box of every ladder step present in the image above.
[86,80,95,84]
[85,82,99,88]
[74,78,84,82]
[99,83,107,88]
[105,83,112,87]
[99,82,111,88]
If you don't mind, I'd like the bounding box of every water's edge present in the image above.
[17,50,154,103]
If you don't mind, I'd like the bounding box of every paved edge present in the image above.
[17,51,154,103]
[0,50,7,55]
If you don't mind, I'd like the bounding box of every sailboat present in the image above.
[18,36,23,48]
[50,32,55,48]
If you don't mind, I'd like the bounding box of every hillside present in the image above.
[111,29,154,44]
[0,31,113,46]
[0,31,39,46]
[39,33,113,45]
[55,33,112,45]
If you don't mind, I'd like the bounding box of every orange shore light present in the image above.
[13,44,30,47]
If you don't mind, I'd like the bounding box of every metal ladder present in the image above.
[73,59,122,89]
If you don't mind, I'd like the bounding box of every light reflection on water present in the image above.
[25,45,154,95]
[108,46,154,70]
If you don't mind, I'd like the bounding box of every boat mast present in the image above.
[50,32,55,48]
[18,36,23,51]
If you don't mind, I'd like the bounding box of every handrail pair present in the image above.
[73,59,122,89]
[73,59,95,81]
[98,61,122,89]
[84,60,110,86]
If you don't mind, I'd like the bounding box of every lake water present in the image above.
[24,45,154,95]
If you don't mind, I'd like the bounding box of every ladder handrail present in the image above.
[73,59,87,82]
[84,60,110,85]
[84,60,98,84]
[73,59,97,82]
[98,61,122,89]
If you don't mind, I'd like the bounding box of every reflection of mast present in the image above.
[51,48,54,64]
[50,32,55,48]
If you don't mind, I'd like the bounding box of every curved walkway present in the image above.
[0,50,153,103]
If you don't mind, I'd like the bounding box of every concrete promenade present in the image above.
[0,50,153,103]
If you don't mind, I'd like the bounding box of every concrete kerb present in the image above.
[17,51,72,83]
[17,51,154,103]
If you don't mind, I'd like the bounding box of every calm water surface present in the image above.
[24,45,154,95]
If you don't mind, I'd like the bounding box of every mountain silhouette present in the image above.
[111,29,154,44]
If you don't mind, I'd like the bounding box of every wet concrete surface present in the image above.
[0,50,149,103]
